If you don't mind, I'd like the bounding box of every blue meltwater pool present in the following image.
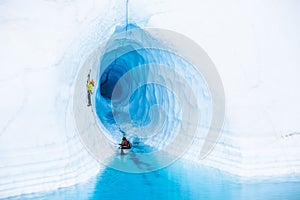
[7,158,300,200]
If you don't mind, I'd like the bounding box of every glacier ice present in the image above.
[1,0,300,198]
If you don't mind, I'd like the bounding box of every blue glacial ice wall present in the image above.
[94,24,212,152]
[72,24,219,174]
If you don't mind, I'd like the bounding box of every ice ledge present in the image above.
[0,135,101,199]
[183,130,300,179]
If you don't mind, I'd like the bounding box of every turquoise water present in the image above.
[7,158,300,200]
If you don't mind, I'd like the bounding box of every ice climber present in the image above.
[87,71,94,107]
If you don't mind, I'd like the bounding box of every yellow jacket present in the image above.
[87,82,94,91]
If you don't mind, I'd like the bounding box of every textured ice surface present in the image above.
[95,24,212,152]
[1,0,300,198]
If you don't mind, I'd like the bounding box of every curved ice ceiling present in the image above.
[72,24,226,173]
[95,24,210,152]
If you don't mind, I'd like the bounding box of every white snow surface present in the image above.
[1,0,300,198]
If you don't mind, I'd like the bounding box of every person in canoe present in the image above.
[119,135,132,149]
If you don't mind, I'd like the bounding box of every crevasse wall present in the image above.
[0,0,119,198]
[1,0,300,198]
[86,23,300,178]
